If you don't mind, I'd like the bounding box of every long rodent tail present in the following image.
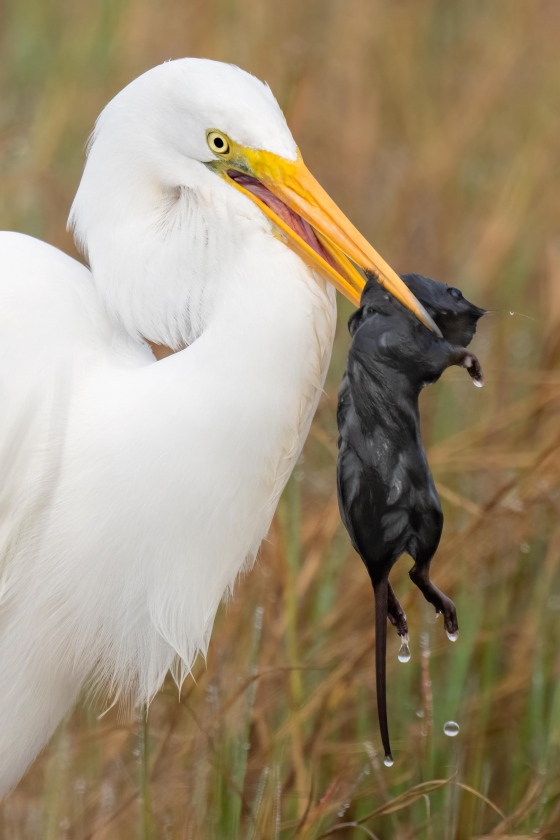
[373,578,392,764]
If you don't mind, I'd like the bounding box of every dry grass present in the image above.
[1,1,560,837]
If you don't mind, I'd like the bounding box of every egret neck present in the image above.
[66,225,336,703]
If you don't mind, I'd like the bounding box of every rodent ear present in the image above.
[348,308,363,337]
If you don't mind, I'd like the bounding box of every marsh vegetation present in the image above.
[1,1,560,836]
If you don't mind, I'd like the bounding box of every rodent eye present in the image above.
[207,130,231,156]
[365,306,377,317]
[448,287,463,300]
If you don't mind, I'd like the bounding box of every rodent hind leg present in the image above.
[387,582,408,637]
[409,550,458,637]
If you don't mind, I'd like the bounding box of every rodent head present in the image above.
[359,272,486,347]
[398,273,486,346]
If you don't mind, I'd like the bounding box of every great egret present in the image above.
[0,58,437,793]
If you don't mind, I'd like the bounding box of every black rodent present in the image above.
[337,272,485,763]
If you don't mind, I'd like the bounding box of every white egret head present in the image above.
[70,58,436,349]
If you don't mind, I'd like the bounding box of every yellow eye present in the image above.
[207,130,230,156]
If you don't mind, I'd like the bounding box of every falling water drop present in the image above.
[443,721,460,737]
[398,634,411,663]
[473,379,484,388]
[446,629,459,642]
[383,755,394,767]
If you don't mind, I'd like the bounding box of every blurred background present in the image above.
[1,0,560,837]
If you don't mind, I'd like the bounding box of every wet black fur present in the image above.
[337,272,485,762]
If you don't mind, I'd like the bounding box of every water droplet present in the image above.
[443,721,460,737]
[509,311,515,316]
[473,379,484,388]
[446,629,459,642]
[398,634,411,663]
[416,709,425,718]
[520,542,530,554]
[383,755,394,767]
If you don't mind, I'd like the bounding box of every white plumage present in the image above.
[0,58,428,793]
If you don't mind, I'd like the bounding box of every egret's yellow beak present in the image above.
[213,144,440,334]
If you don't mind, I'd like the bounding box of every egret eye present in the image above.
[207,131,230,156]
[448,287,463,301]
